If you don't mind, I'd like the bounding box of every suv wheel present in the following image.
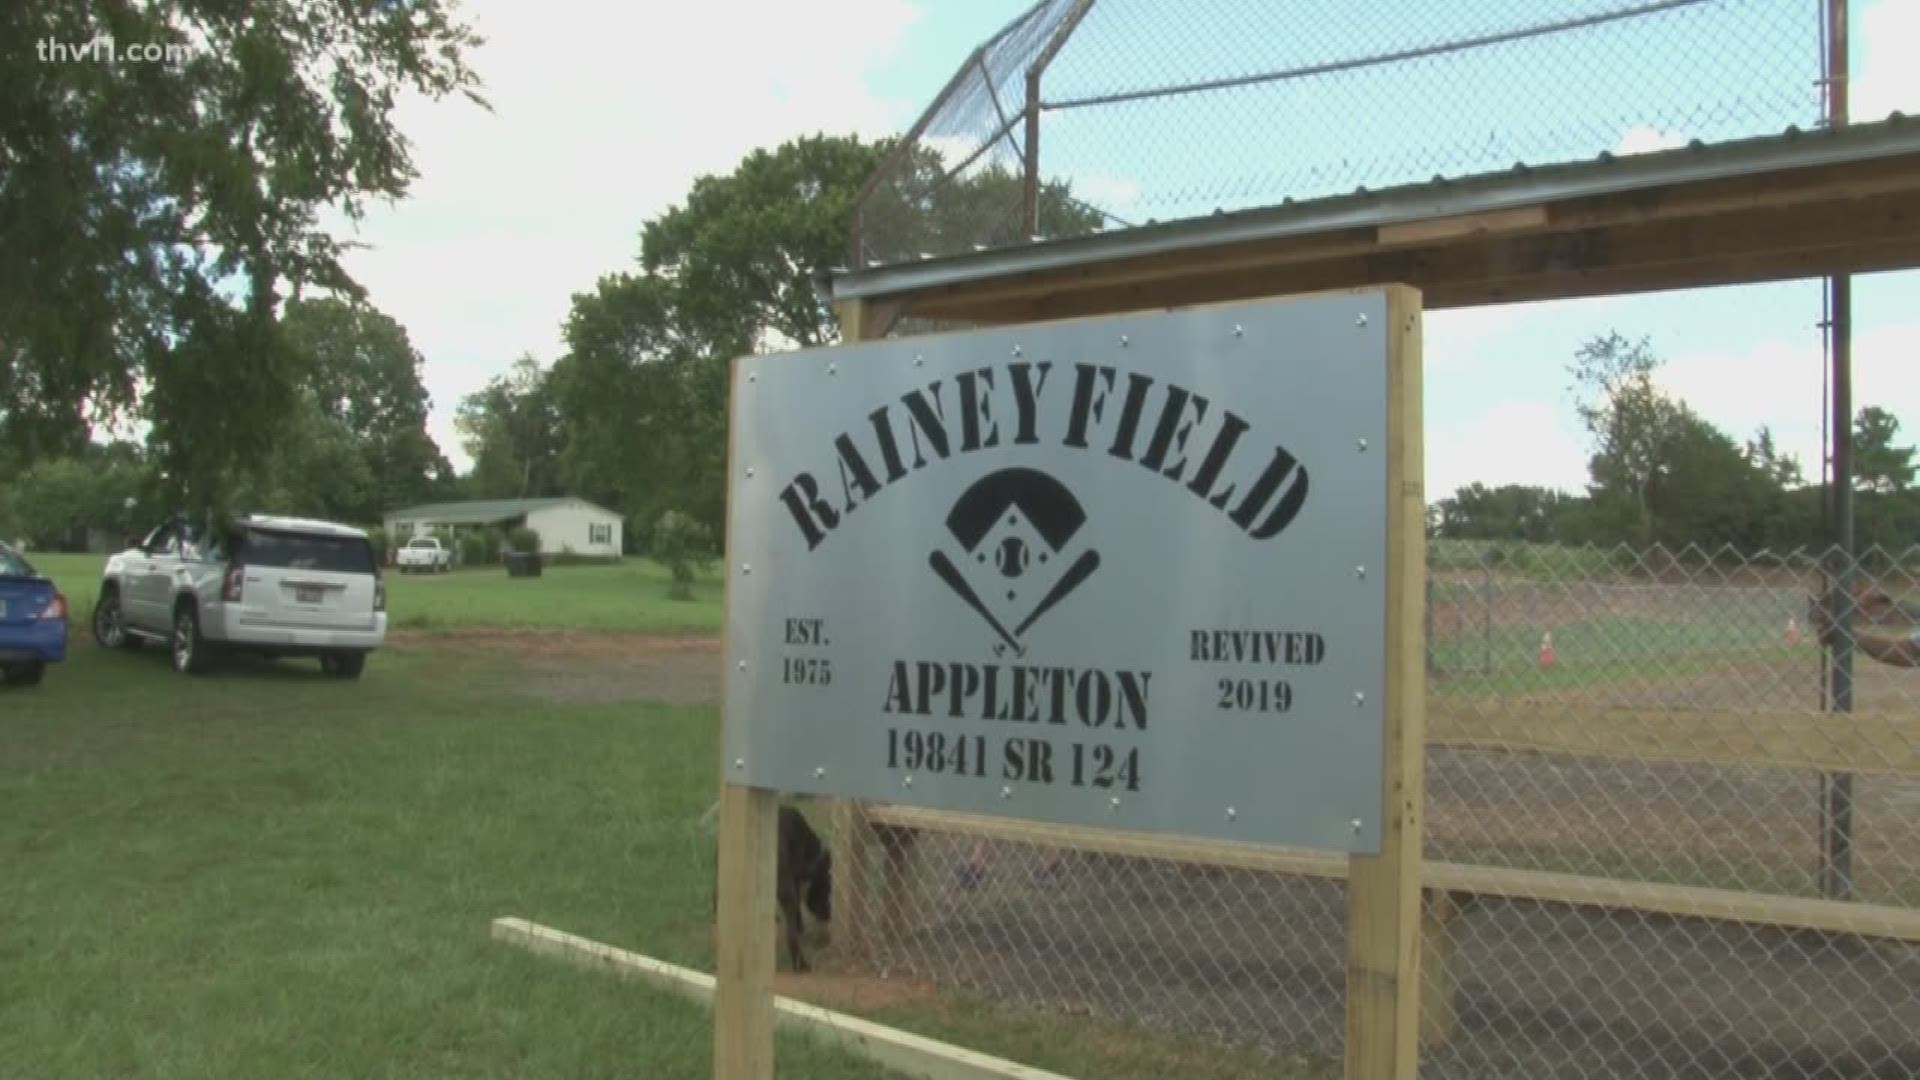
[171,605,209,675]
[93,587,138,650]
[3,662,46,686]
[320,651,366,680]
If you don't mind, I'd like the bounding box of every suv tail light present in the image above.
[223,563,245,603]
[374,574,387,613]
[39,591,67,621]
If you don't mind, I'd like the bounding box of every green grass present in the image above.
[2,627,1316,1079]
[22,552,725,636]
[1435,614,1793,666]
[382,561,722,634]
[1430,615,1818,695]
[17,552,119,609]
[0,638,881,1079]
[1430,539,1627,580]
[17,545,1864,1075]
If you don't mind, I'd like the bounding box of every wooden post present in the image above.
[712,338,781,1080]
[1480,560,1492,676]
[1423,578,1435,678]
[713,783,779,1080]
[828,797,878,964]
[1346,285,1426,1080]
[1419,890,1460,1049]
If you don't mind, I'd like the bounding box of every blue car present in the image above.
[0,541,67,686]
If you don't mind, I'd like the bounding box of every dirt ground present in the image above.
[394,629,723,705]
[426,626,1920,1079]
[863,835,1920,1080]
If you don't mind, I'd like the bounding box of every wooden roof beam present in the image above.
[907,186,1920,322]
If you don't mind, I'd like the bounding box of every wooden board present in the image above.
[862,805,1920,944]
[712,784,778,1080]
[1428,702,1920,777]
[869,150,1920,320]
[861,155,1920,325]
[868,804,1350,879]
[912,188,1920,324]
[493,918,1077,1080]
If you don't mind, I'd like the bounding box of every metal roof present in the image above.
[828,114,1920,305]
[382,497,619,525]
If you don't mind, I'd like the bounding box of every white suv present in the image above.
[93,514,387,678]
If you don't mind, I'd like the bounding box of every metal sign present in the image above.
[722,291,1390,852]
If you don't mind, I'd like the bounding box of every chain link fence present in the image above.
[843,541,1920,1079]
[853,0,1842,268]
[832,8,1920,1072]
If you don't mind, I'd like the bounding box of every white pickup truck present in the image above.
[394,536,453,574]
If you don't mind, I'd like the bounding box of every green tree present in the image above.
[640,134,881,352]
[1852,406,1916,494]
[551,274,729,537]
[455,356,565,500]
[2,0,484,509]
[1645,409,1780,550]
[550,136,880,540]
[1433,483,1575,542]
[6,444,153,549]
[90,440,161,539]
[856,147,1111,263]
[649,509,712,601]
[226,389,376,523]
[9,458,102,550]
[1566,333,1813,551]
[279,297,453,513]
[1744,426,1806,489]
[1741,426,1812,551]
[0,350,92,467]
[545,134,1105,542]
[1570,332,1685,544]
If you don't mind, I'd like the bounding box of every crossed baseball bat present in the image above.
[928,547,1101,659]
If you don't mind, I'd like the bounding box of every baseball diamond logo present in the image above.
[928,468,1101,657]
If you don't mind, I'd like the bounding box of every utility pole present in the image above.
[1819,0,1855,903]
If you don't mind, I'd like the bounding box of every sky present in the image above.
[335,0,1919,503]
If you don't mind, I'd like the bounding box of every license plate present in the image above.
[295,585,323,604]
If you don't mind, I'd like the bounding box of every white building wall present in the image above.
[525,503,623,556]
[382,515,428,540]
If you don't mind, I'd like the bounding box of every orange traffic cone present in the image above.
[1538,631,1555,669]
[1786,617,1801,646]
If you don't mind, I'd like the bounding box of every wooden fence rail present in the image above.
[1428,702,1920,778]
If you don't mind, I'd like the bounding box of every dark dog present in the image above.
[711,804,833,972]
[777,805,832,972]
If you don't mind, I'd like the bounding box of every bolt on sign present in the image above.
[723,290,1391,853]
